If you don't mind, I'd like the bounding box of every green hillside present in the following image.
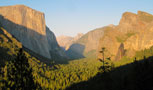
[0,26,102,89]
[0,27,22,66]
[67,46,153,90]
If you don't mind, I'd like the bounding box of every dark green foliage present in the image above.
[0,26,101,89]
[1,23,153,90]
[6,48,37,90]
[67,56,153,90]
[67,45,153,90]
[32,57,101,90]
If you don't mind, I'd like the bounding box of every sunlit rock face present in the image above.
[76,27,112,53]
[0,5,67,60]
[98,11,153,60]
[0,5,51,58]
[119,11,153,52]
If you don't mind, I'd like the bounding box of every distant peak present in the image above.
[108,24,115,27]
[76,33,84,36]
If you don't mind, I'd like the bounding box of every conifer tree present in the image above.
[98,47,112,73]
[7,48,37,90]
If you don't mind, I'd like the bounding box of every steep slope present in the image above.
[67,52,153,90]
[66,25,115,59]
[0,25,52,89]
[98,11,153,60]
[0,26,22,66]
[0,5,67,61]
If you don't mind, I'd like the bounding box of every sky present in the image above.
[0,0,153,37]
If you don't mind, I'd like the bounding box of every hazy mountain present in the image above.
[57,35,73,50]
[0,5,67,61]
[57,33,84,50]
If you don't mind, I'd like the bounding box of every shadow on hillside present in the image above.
[0,47,14,67]
[0,14,69,65]
[67,56,153,90]
[66,43,85,60]
[0,27,17,67]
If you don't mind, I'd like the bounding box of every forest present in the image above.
[1,24,153,90]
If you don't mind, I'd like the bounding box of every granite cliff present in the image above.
[0,5,67,61]
[98,11,153,60]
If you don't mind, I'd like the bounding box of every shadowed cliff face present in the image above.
[0,14,51,59]
[0,5,67,60]
[98,11,153,60]
[46,27,68,60]
[115,43,126,61]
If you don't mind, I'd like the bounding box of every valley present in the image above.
[0,4,153,90]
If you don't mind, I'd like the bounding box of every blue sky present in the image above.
[0,0,153,36]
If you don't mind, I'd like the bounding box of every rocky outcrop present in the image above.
[0,5,67,60]
[98,11,153,60]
